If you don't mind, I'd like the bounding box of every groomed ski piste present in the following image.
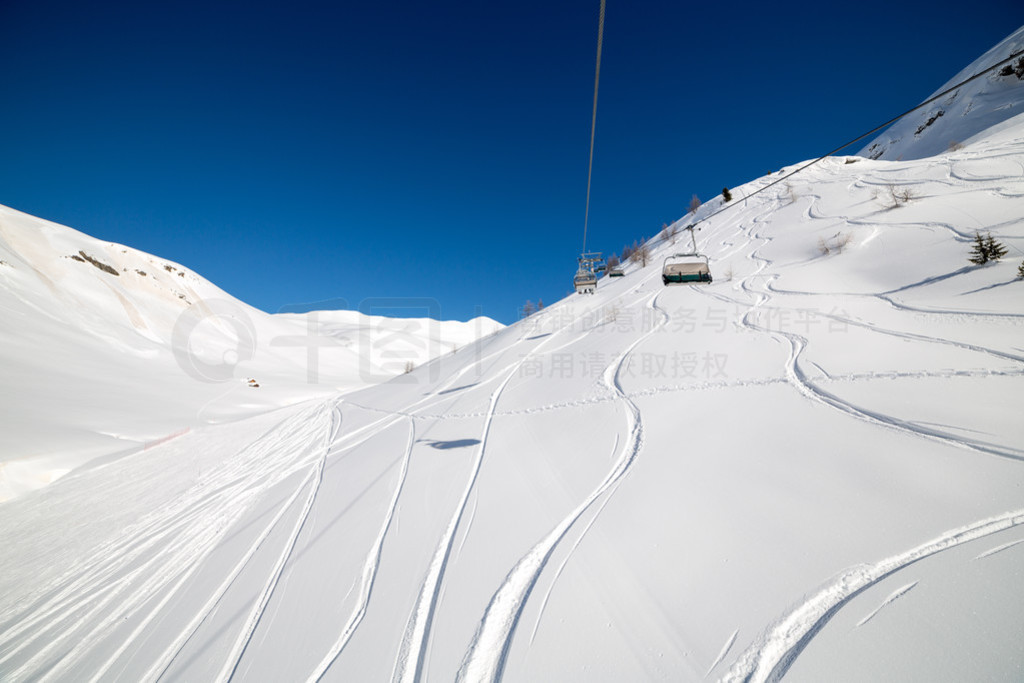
[3,29,1024,683]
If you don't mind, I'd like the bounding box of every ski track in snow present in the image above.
[744,291,1024,463]
[347,365,1024,423]
[701,284,1024,369]
[306,417,416,682]
[716,156,1024,681]
[216,404,337,683]
[0,400,338,681]
[723,509,1024,683]
[528,437,622,647]
[455,491,480,562]
[973,537,1024,560]
[692,202,1024,464]
[457,292,669,683]
[392,313,585,683]
[855,582,918,628]
[706,629,739,679]
[878,294,1024,321]
[141,461,327,682]
[2,317,529,683]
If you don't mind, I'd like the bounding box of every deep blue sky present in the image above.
[2,1,1022,323]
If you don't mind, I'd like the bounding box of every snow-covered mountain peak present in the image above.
[859,24,1024,161]
[0,204,501,500]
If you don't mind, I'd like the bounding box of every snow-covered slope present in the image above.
[2,47,1024,683]
[0,207,501,500]
[859,24,1024,161]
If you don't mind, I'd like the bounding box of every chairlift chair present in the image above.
[573,252,603,294]
[607,265,624,277]
[574,268,598,294]
[662,252,712,285]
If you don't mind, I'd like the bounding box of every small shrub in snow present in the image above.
[722,187,732,202]
[948,140,965,152]
[818,232,852,256]
[782,182,796,204]
[1018,260,1024,279]
[879,184,916,209]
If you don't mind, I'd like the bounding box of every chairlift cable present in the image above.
[581,0,606,255]
[688,47,1024,233]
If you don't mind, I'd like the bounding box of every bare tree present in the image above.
[629,239,651,267]
[688,194,702,215]
[878,184,917,209]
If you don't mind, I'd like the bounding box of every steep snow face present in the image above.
[859,24,1024,161]
[1,112,1022,680]
[0,206,501,500]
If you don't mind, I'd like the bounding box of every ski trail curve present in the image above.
[323,316,558,468]
[307,416,416,682]
[855,582,917,628]
[392,309,598,683]
[691,260,1024,462]
[138,466,324,682]
[216,404,337,682]
[723,508,1024,683]
[0,401,336,681]
[390,358,527,683]
[751,319,1024,461]
[457,291,669,683]
[706,628,739,678]
[528,435,621,647]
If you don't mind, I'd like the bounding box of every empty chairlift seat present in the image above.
[662,253,712,285]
